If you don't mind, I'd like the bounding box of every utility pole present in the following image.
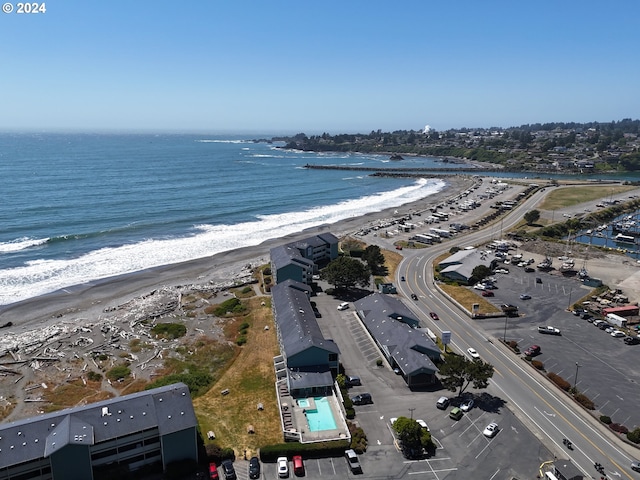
[573,362,581,390]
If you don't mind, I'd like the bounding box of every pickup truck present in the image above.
[538,326,561,335]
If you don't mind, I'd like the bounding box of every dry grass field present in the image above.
[193,296,281,458]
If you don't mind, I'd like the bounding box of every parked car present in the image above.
[221,460,237,480]
[474,283,486,290]
[519,293,531,300]
[611,330,626,337]
[351,393,373,405]
[495,268,509,274]
[416,419,429,431]
[292,455,304,476]
[449,407,463,420]
[277,457,289,478]
[460,398,474,412]
[337,302,349,311]
[524,345,541,356]
[624,336,640,345]
[209,462,219,480]
[436,396,449,409]
[481,290,494,297]
[467,347,480,359]
[483,422,499,438]
[346,375,361,387]
[345,449,362,474]
[429,312,440,320]
[248,457,260,479]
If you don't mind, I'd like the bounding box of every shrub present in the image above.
[376,358,383,367]
[259,441,350,462]
[236,335,247,346]
[627,427,640,444]
[609,423,629,434]
[263,267,271,276]
[106,365,131,381]
[547,372,571,391]
[574,393,595,410]
[348,422,368,453]
[87,371,103,382]
[241,286,252,294]
[214,298,246,316]
[531,360,544,370]
[151,323,187,339]
[238,322,250,331]
[600,415,612,424]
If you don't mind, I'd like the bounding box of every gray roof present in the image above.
[272,280,340,359]
[0,383,196,469]
[291,232,338,250]
[355,293,439,376]
[270,244,314,271]
[287,367,334,390]
[439,249,491,282]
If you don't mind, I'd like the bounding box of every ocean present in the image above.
[0,132,458,306]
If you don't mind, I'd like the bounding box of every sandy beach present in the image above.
[0,175,476,329]
[2,174,639,423]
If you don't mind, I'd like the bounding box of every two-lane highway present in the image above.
[395,188,639,479]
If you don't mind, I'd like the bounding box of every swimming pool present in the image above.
[304,396,337,432]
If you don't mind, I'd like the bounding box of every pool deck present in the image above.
[276,381,350,443]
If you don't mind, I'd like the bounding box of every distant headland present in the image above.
[270,119,640,173]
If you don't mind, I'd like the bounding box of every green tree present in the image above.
[321,256,371,290]
[523,210,541,225]
[362,245,387,275]
[470,265,492,284]
[438,354,494,397]
[393,417,434,456]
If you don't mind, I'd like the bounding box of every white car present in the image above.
[416,419,429,431]
[495,268,509,274]
[611,330,626,337]
[483,422,499,438]
[460,399,474,412]
[467,348,480,360]
[277,457,289,478]
[473,283,486,290]
[337,302,349,311]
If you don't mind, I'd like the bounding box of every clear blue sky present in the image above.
[2,1,639,134]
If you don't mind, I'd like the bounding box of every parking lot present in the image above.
[476,261,640,430]
[298,283,553,479]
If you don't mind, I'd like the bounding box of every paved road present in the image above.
[394,188,640,480]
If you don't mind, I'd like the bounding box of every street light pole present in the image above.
[567,288,573,311]
[408,408,415,420]
[573,362,581,390]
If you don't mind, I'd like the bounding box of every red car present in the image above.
[429,312,439,321]
[209,462,219,480]
[293,455,305,476]
[481,291,494,297]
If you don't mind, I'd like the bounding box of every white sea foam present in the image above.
[0,237,49,254]
[0,179,444,305]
